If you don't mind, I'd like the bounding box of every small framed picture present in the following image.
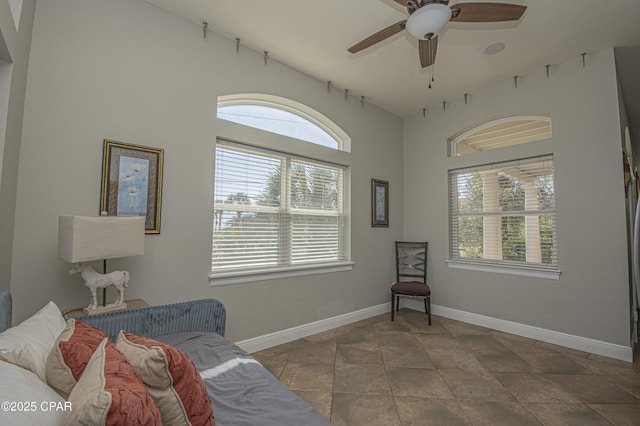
[101,140,164,234]
[371,179,389,227]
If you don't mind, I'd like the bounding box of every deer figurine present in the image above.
[68,263,129,311]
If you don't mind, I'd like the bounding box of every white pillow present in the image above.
[0,301,67,381]
[0,360,66,426]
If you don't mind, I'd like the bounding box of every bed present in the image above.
[0,291,329,425]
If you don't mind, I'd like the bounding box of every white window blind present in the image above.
[449,155,558,271]
[213,140,348,272]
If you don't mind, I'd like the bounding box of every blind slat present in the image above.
[449,156,557,267]
[213,141,348,272]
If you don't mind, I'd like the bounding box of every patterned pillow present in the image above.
[116,331,215,426]
[63,338,162,425]
[45,319,109,398]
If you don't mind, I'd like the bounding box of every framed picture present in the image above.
[101,140,164,234]
[371,179,389,227]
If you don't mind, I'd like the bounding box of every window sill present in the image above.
[446,260,560,280]
[209,262,354,286]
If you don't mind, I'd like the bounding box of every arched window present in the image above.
[450,115,551,157]
[447,114,558,279]
[212,94,352,285]
[217,94,350,152]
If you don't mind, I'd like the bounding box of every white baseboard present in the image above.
[235,303,389,354]
[235,300,633,362]
[404,299,633,362]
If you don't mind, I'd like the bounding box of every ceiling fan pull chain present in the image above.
[464,93,469,104]
[514,76,519,88]
[236,38,241,54]
[546,65,550,78]
[422,108,427,118]
[443,101,447,112]
[361,96,365,107]
[264,51,268,66]
[202,21,208,38]
[581,52,587,67]
[327,81,332,93]
[344,89,349,101]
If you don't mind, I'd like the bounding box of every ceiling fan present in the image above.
[348,1,527,68]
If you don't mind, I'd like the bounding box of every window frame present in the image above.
[211,96,352,286]
[446,114,561,280]
[449,114,552,157]
[217,93,351,152]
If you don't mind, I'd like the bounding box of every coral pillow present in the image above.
[45,319,109,398]
[63,338,162,425]
[116,331,215,426]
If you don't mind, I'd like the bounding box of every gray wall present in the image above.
[9,0,631,350]
[11,0,404,341]
[0,0,35,292]
[403,48,630,347]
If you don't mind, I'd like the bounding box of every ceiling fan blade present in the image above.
[348,20,407,54]
[450,2,526,22]
[393,0,409,6]
[419,37,438,68]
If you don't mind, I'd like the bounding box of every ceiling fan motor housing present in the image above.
[406,3,452,40]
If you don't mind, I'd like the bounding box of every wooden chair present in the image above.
[390,241,431,324]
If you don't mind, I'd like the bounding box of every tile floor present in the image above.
[252,309,640,425]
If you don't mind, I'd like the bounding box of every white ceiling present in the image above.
[144,0,640,118]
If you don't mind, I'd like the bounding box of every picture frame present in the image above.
[101,140,164,234]
[371,179,389,227]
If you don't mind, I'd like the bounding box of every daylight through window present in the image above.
[216,94,350,151]
[212,140,348,273]
[451,115,551,157]
[449,155,558,273]
[218,104,339,150]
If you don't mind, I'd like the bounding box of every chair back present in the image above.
[395,241,428,283]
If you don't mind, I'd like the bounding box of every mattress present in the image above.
[156,331,329,426]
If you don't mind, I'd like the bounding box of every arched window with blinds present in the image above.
[447,115,559,279]
[212,95,351,284]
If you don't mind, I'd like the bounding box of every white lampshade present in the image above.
[59,216,145,263]
[405,3,452,40]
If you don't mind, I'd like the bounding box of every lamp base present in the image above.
[83,301,128,316]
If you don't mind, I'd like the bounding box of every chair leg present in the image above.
[425,296,431,326]
[396,295,400,312]
[390,292,395,321]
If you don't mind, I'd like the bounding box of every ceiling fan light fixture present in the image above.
[405,3,452,40]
